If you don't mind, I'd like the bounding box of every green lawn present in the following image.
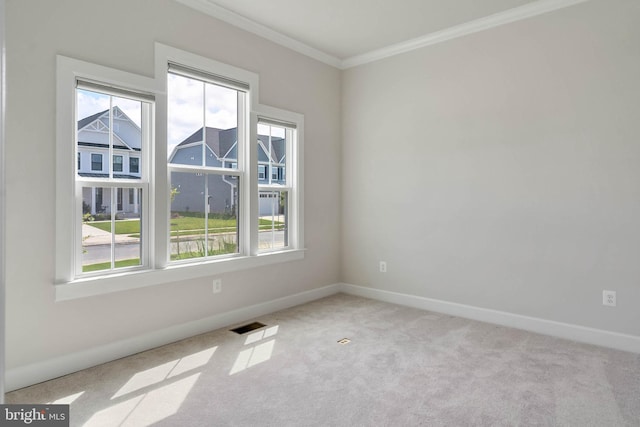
[82,258,140,272]
[88,217,284,237]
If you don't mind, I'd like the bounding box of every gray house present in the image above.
[77,107,142,216]
[169,126,286,216]
[77,107,286,219]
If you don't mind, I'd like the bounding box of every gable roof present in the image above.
[77,107,141,150]
[77,109,108,130]
[176,126,285,164]
[177,127,238,159]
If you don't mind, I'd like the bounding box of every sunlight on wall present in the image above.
[112,346,216,399]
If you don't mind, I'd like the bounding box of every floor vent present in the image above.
[337,338,351,345]
[230,322,266,335]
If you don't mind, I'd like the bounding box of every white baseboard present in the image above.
[338,283,640,354]
[8,282,639,392]
[5,283,340,392]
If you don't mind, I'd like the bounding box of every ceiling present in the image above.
[176,0,589,68]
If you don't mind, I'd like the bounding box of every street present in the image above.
[83,230,286,265]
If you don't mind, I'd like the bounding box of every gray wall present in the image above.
[342,0,640,336]
[5,0,340,372]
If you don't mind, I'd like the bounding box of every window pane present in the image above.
[77,90,144,180]
[81,187,142,272]
[81,186,112,272]
[168,73,240,169]
[258,190,288,251]
[168,74,204,165]
[207,174,239,256]
[114,188,142,269]
[113,96,143,179]
[257,124,287,186]
[205,83,238,169]
[77,89,109,177]
[170,172,239,261]
[170,172,206,261]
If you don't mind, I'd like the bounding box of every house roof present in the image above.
[177,127,238,159]
[176,126,285,163]
[77,107,141,151]
[77,109,108,130]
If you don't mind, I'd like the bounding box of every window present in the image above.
[75,81,150,276]
[91,153,102,171]
[258,165,267,180]
[257,120,295,251]
[167,65,243,261]
[56,48,304,300]
[129,157,139,174]
[113,155,123,172]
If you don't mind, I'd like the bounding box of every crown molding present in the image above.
[341,0,591,68]
[175,0,342,68]
[175,0,591,70]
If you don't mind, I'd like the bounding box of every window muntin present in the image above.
[76,85,150,276]
[167,68,245,263]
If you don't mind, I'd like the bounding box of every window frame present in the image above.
[255,111,304,254]
[55,46,305,301]
[166,66,246,263]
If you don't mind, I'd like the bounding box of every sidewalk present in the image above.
[82,223,140,246]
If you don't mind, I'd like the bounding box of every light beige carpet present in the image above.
[6,294,640,426]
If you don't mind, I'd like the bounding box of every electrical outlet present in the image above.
[603,290,616,307]
[213,279,222,294]
[379,261,387,273]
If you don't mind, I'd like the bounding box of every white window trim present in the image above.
[55,45,305,302]
[254,107,304,253]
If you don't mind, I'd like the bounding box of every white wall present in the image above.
[5,0,340,384]
[342,0,640,336]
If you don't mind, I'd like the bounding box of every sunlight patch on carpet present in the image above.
[87,374,200,426]
[230,340,276,375]
[112,346,216,399]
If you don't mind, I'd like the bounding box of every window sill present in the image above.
[55,249,306,302]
